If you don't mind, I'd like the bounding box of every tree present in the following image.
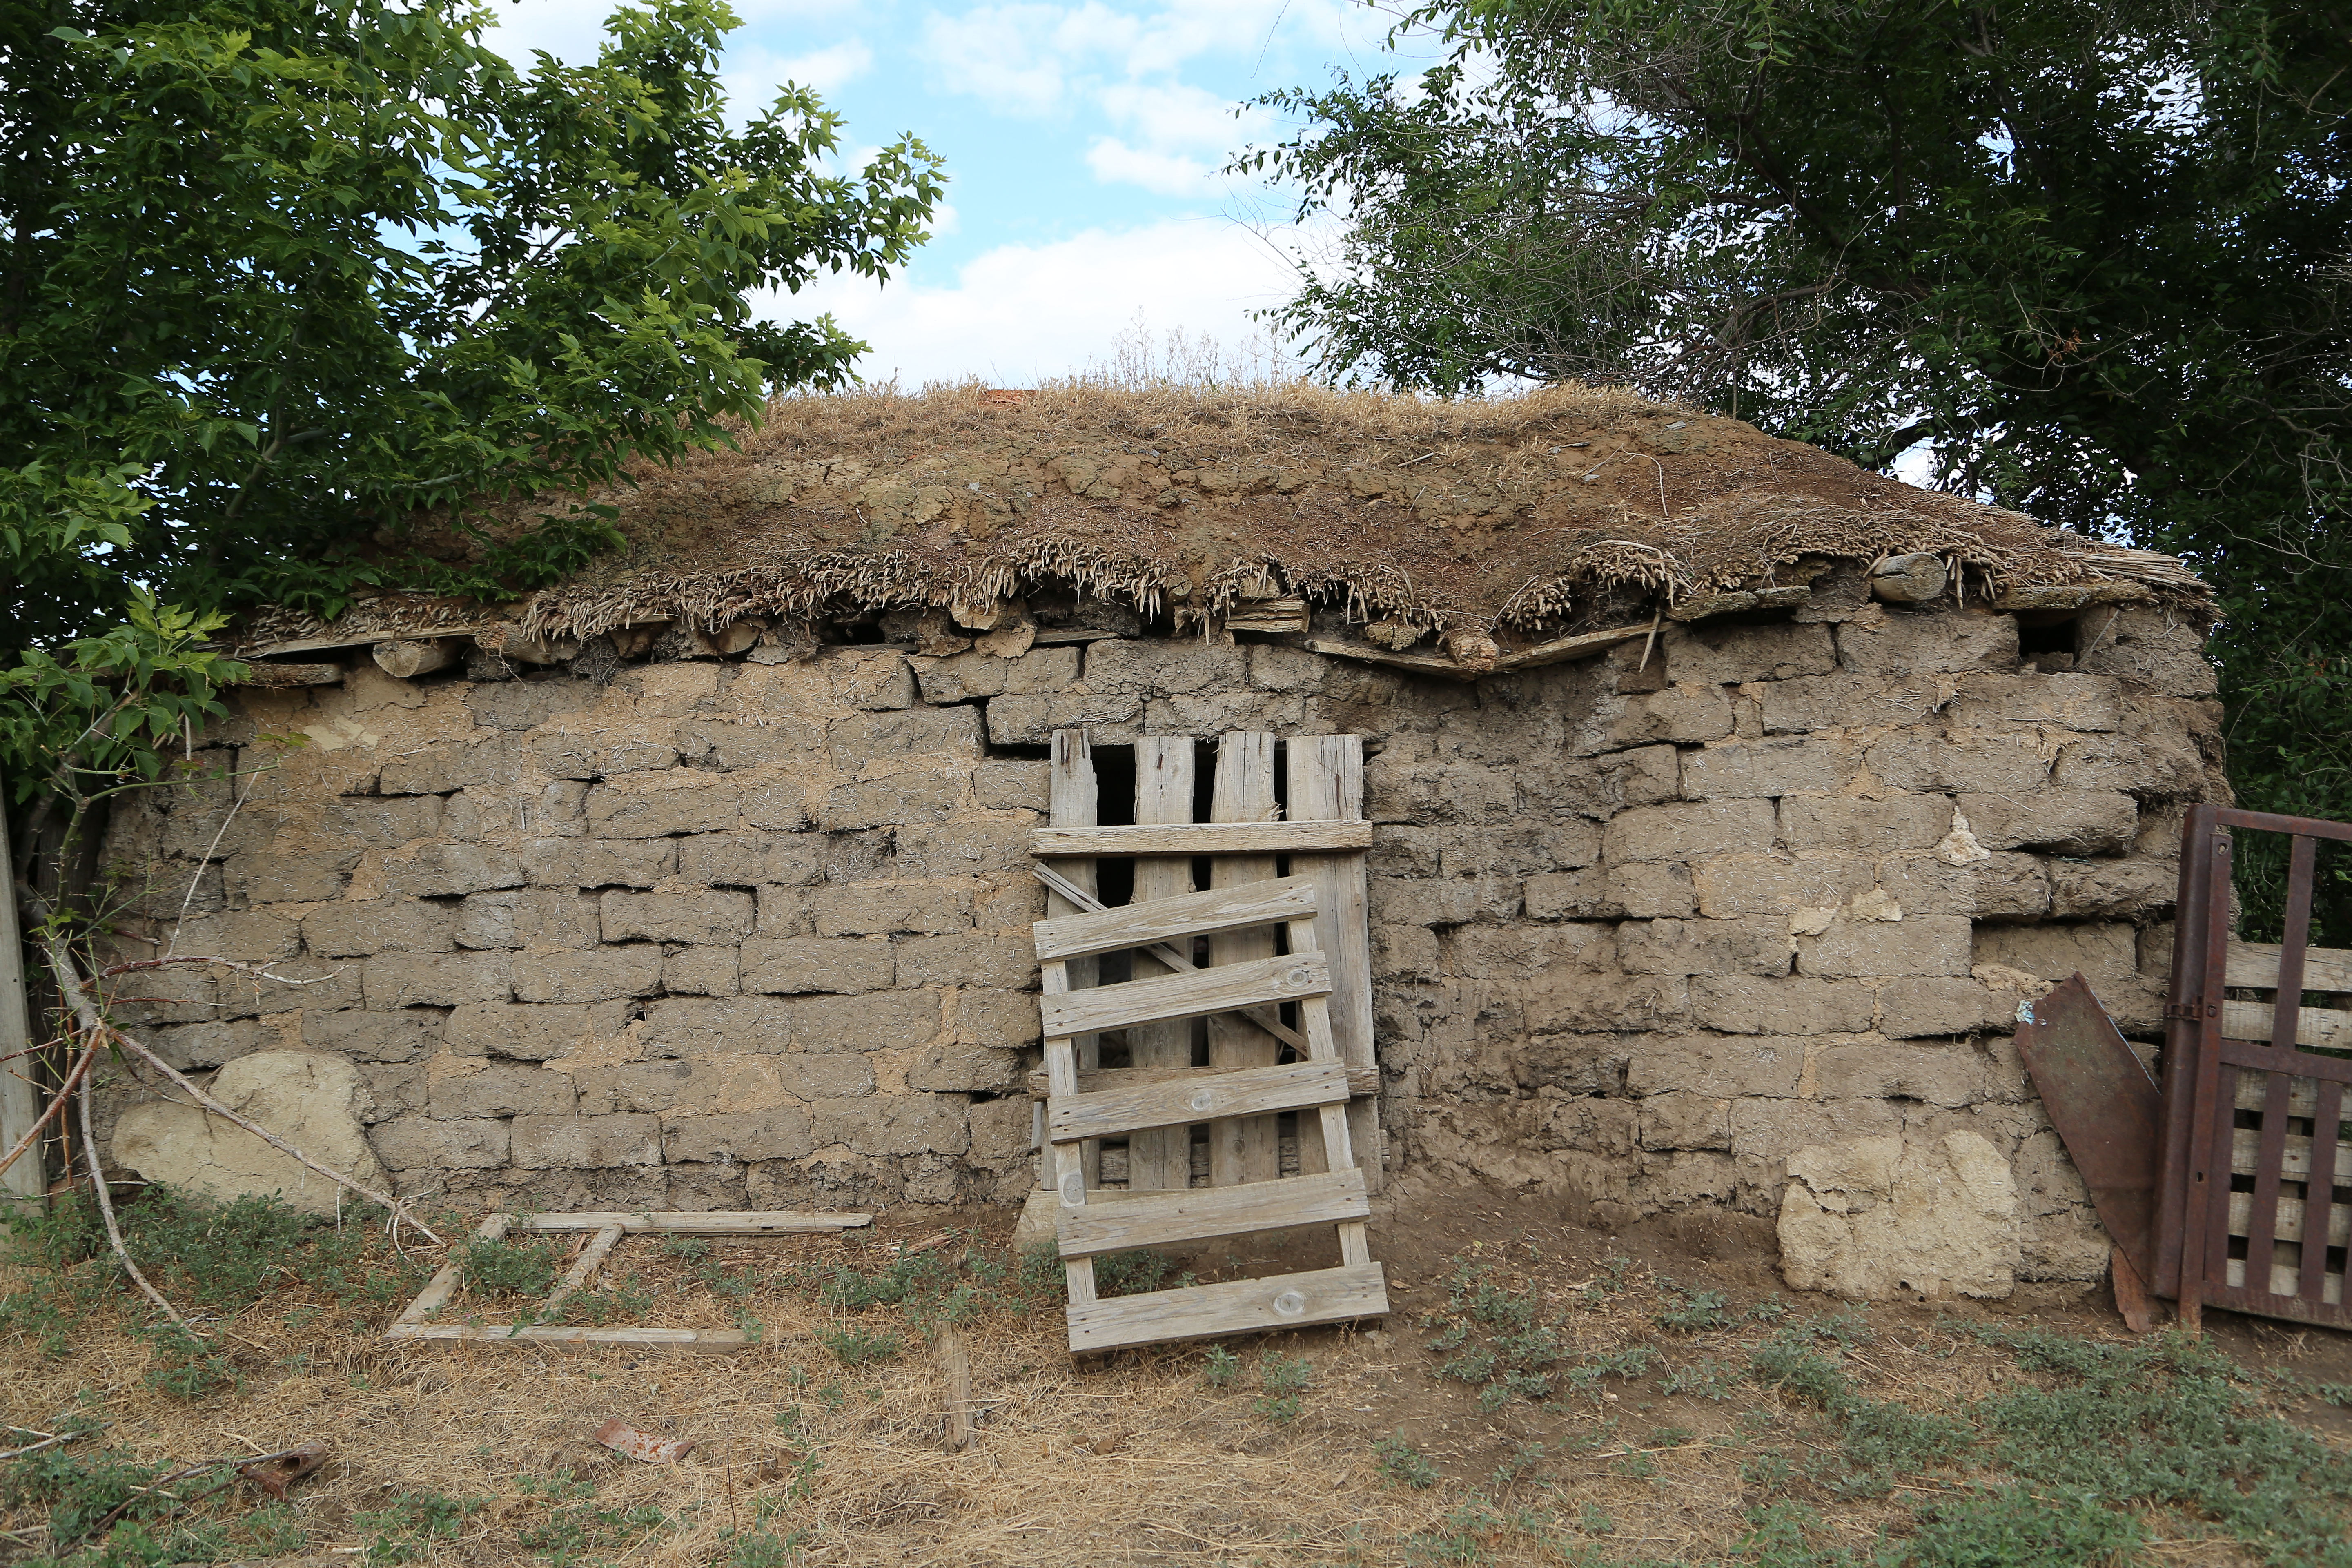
[1,0,942,658]
[0,0,941,1203]
[1247,0,2352,935]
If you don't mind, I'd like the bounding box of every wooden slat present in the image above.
[1065,1262,1389,1353]
[1058,1170,1371,1257]
[1030,820,1373,857]
[392,1212,510,1328]
[1049,729,1103,1191]
[1208,733,1284,1187]
[2227,941,2352,993]
[2231,1075,2352,1121]
[385,1323,747,1348]
[1039,953,1332,1041]
[2221,999,2352,1050]
[2230,1127,2352,1183]
[1128,737,1198,1194]
[1032,875,1318,962]
[2230,1189,2352,1248]
[1289,736,1374,1185]
[2224,1258,2345,1307]
[507,1212,870,1234]
[1031,865,1312,1052]
[1028,1062,1379,1100]
[1049,1060,1350,1143]
[1040,958,1099,1307]
[540,1223,624,1314]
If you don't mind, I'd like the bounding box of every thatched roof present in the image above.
[236,383,2207,670]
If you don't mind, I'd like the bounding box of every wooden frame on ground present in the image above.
[383,1209,871,1350]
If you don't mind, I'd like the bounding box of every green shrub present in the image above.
[1254,1350,1313,1423]
[815,1325,902,1367]
[355,1490,479,1566]
[1899,1483,2140,1568]
[1376,1434,1439,1488]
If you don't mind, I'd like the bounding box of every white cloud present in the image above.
[918,0,1370,117]
[761,216,1305,384]
[1095,80,1263,149]
[1085,137,1213,194]
[725,38,875,114]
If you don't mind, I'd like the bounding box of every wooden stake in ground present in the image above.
[940,1325,975,1452]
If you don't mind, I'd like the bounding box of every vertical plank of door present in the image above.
[1287,735,1379,1189]
[1207,733,1283,1185]
[1127,737,1198,1191]
[1039,959,1096,1306]
[1048,730,1102,1189]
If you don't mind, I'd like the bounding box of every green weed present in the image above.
[1900,1482,2141,1567]
[134,1325,237,1401]
[1654,1277,1735,1334]
[459,1234,566,1299]
[355,1489,479,1565]
[1200,1343,1241,1389]
[815,1325,902,1366]
[1254,1350,1313,1423]
[1661,1358,1740,1401]
[1376,1434,1439,1488]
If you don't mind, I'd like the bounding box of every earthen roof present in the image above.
[237,382,2207,667]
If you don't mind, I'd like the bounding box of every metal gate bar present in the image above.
[2158,803,2352,1330]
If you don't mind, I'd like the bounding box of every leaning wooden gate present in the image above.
[2157,803,2352,1329]
[1026,730,1390,1354]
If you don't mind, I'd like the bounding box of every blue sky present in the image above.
[486,0,1429,386]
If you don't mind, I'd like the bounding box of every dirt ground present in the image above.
[6,1178,2352,1567]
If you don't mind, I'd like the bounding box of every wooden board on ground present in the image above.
[383,1209,870,1348]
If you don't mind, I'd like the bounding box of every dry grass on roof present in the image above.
[253,381,2205,656]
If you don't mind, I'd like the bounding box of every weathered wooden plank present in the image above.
[2229,1190,2352,1248]
[1065,1262,1389,1353]
[1032,876,1318,962]
[1288,736,1374,1185]
[1296,637,1474,679]
[1058,1170,1370,1256]
[392,1212,511,1328]
[1030,820,1374,857]
[2227,941,2352,993]
[2223,1258,2344,1307]
[1030,866,1311,1051]
[385,1323,748,1349]
[2232,1076,2352,1121]
[1040,959,1100,1305]
[539,1223,624,1314]
[1038,953,1332,1041]
[1048,1060,1350,1143]
[1208,733,1284,1187]
[1049,729,1103,1190]
[2230,1127,2352,1183]
[2219,998,2352,1051]
[1225,599,1308,633]
[1027,1062,1380,1100]
[1128,737,1198,1194]
[1493,622,1655,671]
[506,1211,870,1234]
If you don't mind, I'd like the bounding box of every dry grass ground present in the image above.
[6,1181,2352,1568]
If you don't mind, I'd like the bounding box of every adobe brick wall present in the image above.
[98,592,2221,1280]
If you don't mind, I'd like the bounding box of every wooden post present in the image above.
[0,786,42,1216]
[1127,737,1196,1191]
[1207,733,1282,1185]
[1287,737,1379,1189]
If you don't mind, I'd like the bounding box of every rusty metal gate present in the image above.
[2156,803,2352,1330]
